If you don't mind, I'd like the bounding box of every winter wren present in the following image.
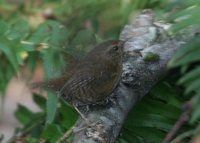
[33,40,124,107]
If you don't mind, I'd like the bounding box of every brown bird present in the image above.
[32,40,124,120]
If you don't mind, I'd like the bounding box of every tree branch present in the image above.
[71,9,184,143]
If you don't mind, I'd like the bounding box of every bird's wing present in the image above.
[60,65,120,105]
[59,67,99,105]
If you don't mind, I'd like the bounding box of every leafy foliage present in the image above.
[0,19,29,92]
[118,81,182,143]
[1,0,200,142]
[167,0,200,141]
[41,124,62,143]
[167,0,200,32]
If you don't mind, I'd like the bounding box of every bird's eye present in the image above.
[113,46,119,51]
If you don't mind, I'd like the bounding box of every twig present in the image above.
[162,98,194,143]
[57,126,74,143]
[171,130,194,143]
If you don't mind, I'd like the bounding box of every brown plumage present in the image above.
[32,40,124,107]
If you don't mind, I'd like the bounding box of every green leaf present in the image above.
[15,104,34,125]
[59,99,78,129]
[129,127,165,143]
[29,24,50,44]
[190,96,200,123]
[46,20,68,47]
[27,51,38,72]
[178,66,200,84]
[46,92,58,124]
[180,65,189,74]
[29,21,66,48]
[122,87,181,143]
[150,82,182,108]
[24,137,38,143]
[0,62,14,92]
[119,129,141,143]
[0,20,8,34]
[117,138,129,143]
[169,37,200,67]
[14,112,45,139]
[7,19,29,40]
[33,94,47,111]
[185,79,200,94]
[125,112,174,131]
[41,124,62,143]
[139,99,181,119]
[170,7,200,32]
[41,46,66,79]
[0,43,18,72]
[41,49,55,78]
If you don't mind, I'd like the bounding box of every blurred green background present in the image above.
[0,0,200,143]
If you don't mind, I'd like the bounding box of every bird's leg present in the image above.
[73,106,93,133]
[74,106,103,134]
[74,106,90,125]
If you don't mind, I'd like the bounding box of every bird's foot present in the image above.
[74,107,104,135]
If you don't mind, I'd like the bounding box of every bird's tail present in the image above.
[30,77,67,92]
